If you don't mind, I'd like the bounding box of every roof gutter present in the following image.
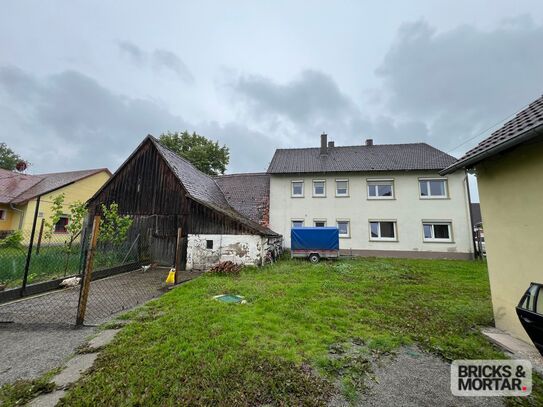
[440,124,543,175]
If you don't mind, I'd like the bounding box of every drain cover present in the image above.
[213,294,246,304]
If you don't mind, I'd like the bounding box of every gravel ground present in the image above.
[0,268,199,386]
[0,323,95,385]
[360,346,505,407]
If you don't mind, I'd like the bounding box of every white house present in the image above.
[268,134,474,259]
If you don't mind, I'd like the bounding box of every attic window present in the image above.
[206,240,214,249]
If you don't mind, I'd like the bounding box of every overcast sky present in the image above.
[1,1,543,201]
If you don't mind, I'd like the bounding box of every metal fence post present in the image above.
[21,195,41,297]
[76,215,101,326]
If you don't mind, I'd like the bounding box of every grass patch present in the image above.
[58,257,541,405]
[0,369,57,407]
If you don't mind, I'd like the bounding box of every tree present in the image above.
[43,193,88,275]
[158,131,229,175]
[0,143,25,171]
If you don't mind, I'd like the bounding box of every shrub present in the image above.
[0,230,23,248]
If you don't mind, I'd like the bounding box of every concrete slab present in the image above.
[28,390,66,407]
[87,329,120,350]
[52,353,97,388]
[482,327,543,374]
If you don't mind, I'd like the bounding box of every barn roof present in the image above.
[0,167,110,204]
[148,137,277,236]
[267,143,456,174]
[214,173,270,225]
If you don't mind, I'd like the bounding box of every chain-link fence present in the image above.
[0,214,194,326]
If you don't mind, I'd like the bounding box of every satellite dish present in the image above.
[15,161,28,172]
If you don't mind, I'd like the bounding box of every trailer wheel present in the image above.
[309,253,320,264]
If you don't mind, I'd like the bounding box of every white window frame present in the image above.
[291,219,305,228]
[422,221,453,242]
[0,209,6,220]
[367,179,395,200]
[312,180,326,197]
[335,179,349,197]
[313,219,327,227]
[291,180,304,197]
[369,220,397,241]
[419,178,448,199]
[336,219,350,238]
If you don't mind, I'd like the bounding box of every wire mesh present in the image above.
[0,217,194,326]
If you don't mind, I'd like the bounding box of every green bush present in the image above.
[0,230,23,248]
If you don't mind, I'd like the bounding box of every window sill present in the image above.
[367,197,395,200]
[369,238,398,243]
[312,195,326,198]
[291,196,304,198]
[339,235,351,239]
[423,240,454,244]
[419,196,449,200]
[335,195,350,198]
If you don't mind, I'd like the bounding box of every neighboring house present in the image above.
[268,134,475,259]
[87,136,281,271]
[0,168,111,236]
[441,95,543,343]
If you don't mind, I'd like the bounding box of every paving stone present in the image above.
[482,327,543,374]
[28,390,66,407]
[88,329,120,350]
[52,353,97,388]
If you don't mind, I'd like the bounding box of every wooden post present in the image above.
[174,227,183,284]
[35,218,45,255]
[76,215,101,326]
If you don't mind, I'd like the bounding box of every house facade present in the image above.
[268,135,474,259]
[442,95,543,343]
[0,168,111,237]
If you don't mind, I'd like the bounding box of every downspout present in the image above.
[10,203,25,230]
[464,173,478,259]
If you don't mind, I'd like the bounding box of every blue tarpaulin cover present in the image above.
[291,227,339,250]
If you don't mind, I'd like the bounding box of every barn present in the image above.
[87,135,281,271]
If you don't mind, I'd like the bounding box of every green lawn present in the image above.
[56,257,542,406]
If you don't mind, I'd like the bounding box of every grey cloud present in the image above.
[117,41,194,83]
[232,70,356,125]
[0,66,187,172]
[152,49,194,83]
[376,16,543,151]
[118,41,146,65]
[0,66,273,175]
[227,69,429,148]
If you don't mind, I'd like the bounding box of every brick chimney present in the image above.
[320,133,328,155]
[328,141,335,148]
[365,138,374,146]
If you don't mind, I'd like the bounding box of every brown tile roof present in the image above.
[12,169,110,204]
[442,95,543,174]
[0,168,110,204]
[0,169,43,204]
[267,143,456,174]
[214,173,270,226]
[149,137,278,236]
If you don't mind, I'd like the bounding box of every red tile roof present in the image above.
[0,168,110,205]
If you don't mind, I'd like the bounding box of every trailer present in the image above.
[290,227,339,263]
